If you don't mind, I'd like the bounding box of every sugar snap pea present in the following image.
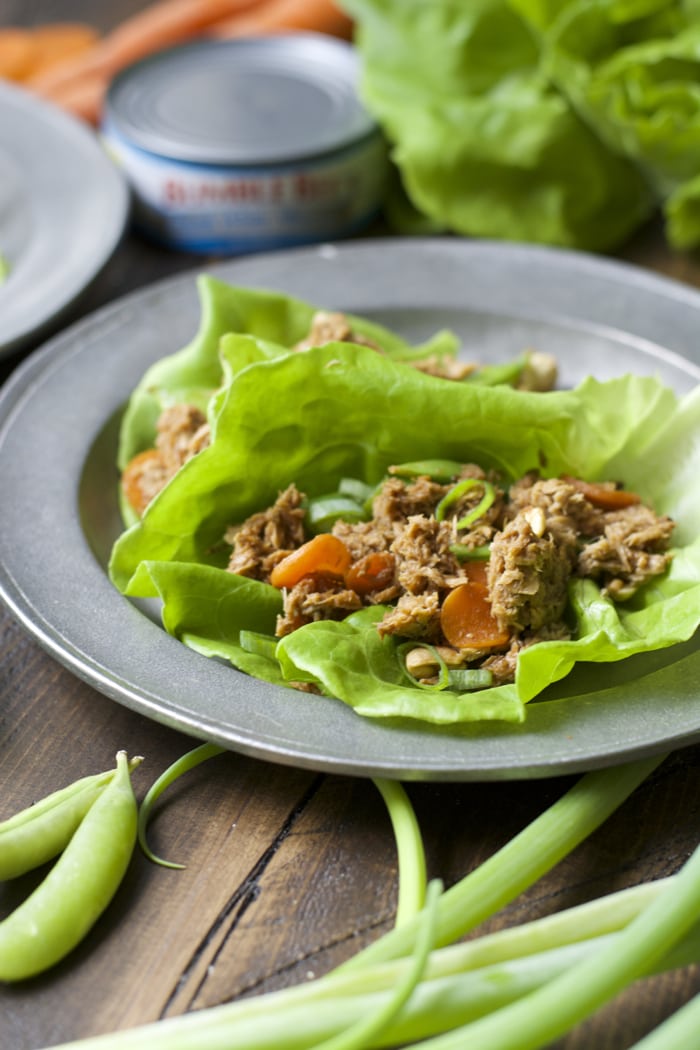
[0,750,141,982]
[0,765,118,881]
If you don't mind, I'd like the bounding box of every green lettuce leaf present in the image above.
[275,608,525,723]
[340,0,655,250]
[515,0,700,249]
[136,561,286,685]
[110,340,700,727]
[116,276,459,526]
[341,0,700,250]
[118,274,459,471]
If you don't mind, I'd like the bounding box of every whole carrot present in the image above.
[209,0,354,39]
[20,23,99,80]
[43,72,108,125]
[27,0,262,96]
[0,28,34,80]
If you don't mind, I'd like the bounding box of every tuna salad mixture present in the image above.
[122,417,675,690]
[220,465,674,688]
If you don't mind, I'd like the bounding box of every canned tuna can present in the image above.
[102,35,387,255]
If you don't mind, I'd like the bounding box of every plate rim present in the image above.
[0,79,130,358]
[0,236,699,782]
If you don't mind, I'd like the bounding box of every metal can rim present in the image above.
[104,35,380,167]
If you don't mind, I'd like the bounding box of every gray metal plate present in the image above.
[0,238,699,781]
[0,80,129,357]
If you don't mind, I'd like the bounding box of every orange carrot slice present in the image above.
[346,552,395,597]
[270,534,352,589]
[460,560,489,586]
[440,580,510,650]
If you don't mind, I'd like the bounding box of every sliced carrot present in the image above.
[564,476,641,511]
[0,29,35,80]
[210,0,354,39]
[346,552,395,597]
[440,581,510,651]
[270,534,352,589]
[460,559,489,586]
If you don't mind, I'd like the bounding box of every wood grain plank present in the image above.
[0,610,319,1047]
[186,774,399,1011]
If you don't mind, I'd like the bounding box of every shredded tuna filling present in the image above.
[223,469,675,688]
[117,316,666,692]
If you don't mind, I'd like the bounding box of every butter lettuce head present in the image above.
[110,336,700,729]
[341,0,700,251]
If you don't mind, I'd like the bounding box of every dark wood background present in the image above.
[1,3,700,1048]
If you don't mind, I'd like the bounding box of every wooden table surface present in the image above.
[1,4,700,1049]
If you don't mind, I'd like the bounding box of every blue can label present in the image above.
[102,126,387,253]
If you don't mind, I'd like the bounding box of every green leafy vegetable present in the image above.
[340,0,700,250]
[117,275,460,477]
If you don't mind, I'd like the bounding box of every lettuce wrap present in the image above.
[117,275,459,474]
[110,330,700,729]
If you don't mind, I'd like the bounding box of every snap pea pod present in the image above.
[0,765,118,881]
[0,750,140,982]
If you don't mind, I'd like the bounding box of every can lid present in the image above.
[105,36,378,166]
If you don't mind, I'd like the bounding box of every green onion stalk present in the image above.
[340,754,665,969]
[627,990,700,1050]
[39,754,687,1050]
[408,827,700,1050]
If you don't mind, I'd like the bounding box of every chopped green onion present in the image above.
[239,629,278,660]
[389,459,464,482]
[397,642,450,690]
[450,543,492,561]
[338,477,375,503]
[447,668,494,691]
[435,478,495,529]
[465,353,527,388]
[137,742,226,869]
[307,494,367,533]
